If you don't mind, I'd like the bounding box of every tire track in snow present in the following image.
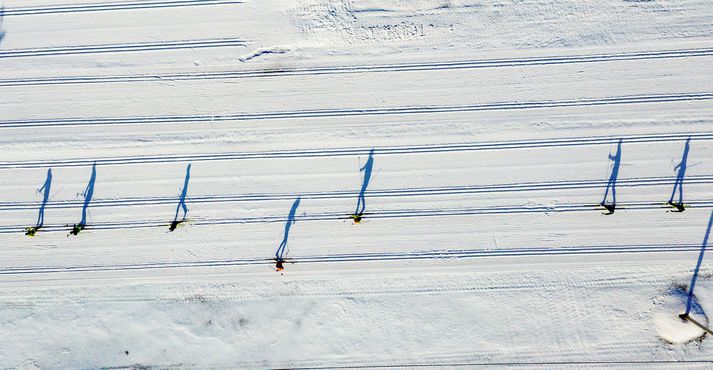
[2,175,711,211]
[2,47,711,87]
[0,38,246,59]
[2,0,243,16]
[2,199,712,234]
[0,132,707,169]
[0,243,703,276]
[2,93,711,128]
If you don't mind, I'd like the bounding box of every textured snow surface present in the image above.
[1,0,713,368]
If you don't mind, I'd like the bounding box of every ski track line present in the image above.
[0,269,677,306]
[297,360,713,369]
[0,92,713,128]
[0,38,246,59]
[2,0,243,16]
[3,175,712,211]
[2,47,712,87]
[0,243,702,276]
[3,93,712,129]
[4,200,712,234]
[0,132,708,169]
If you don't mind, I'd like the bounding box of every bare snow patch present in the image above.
[652,285,709,344]
[293,0,713,50]
[294,0,443,46]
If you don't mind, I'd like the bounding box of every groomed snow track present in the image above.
[2,0,713,367]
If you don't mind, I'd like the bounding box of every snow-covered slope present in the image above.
[1,0,713,367]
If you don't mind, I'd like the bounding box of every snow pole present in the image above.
[600,139,622,214]
[683,210,713,316]
[70,163,96,236]
[25,168,52,236]
[275,197,301,271]
[668,137,691,212]
[169,163,191,231]
[351,148,375,223]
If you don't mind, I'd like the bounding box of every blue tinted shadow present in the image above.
[354,148,375,217]
[170,163,191,231]
[600,139,622,213]
[276,197,301,262]
[685,210,713,315]
[36,168,52,228]
[669,137,691,209]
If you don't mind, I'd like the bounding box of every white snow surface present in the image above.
[1,0,713,368]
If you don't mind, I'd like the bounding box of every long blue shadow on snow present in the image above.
[669,137,691,210]
[36,168,52,228]
[275,197,301,265]
[25,168,52,236]
[0,7,5,44]
[69,163,96,235]
[685,210,713,316]
[170,163,191,231]
[600,139,622,214]
[352,148,374,222]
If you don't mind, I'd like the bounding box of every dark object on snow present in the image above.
[169,220,183,232]
[69,223,84,236]
[25,226,39,236]
[668,201,686,213]
[600,203,616,215]
[679,313,713,336]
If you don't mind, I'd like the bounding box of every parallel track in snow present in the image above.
[2,93,712,129]
[0,243,705,275]
[0,38,246,59]
[2,47,712,87]
[0,132,706,169]
[3,199,711,234]
[2,175,711,211]
[2,0,243,16]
